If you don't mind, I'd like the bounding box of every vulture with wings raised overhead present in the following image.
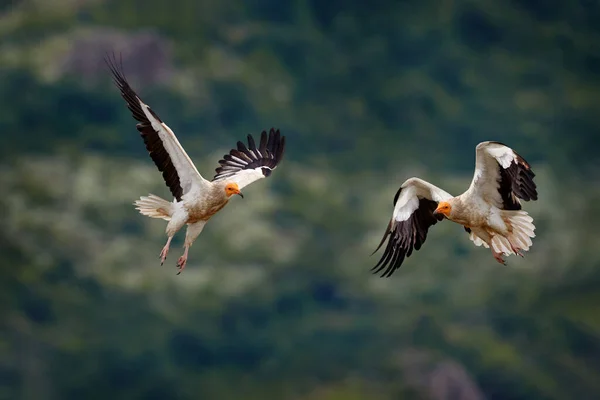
[372,142,538,277]
[106,55,286,274]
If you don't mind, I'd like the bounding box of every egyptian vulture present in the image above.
[106,55,286,274]
[372,142,538,277]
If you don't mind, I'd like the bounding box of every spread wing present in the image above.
[212,128,286,190]
[371,178,453,277]
[466,141,538,210]
[105,53,209,201]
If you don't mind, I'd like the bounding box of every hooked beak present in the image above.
[432,208,445,220]
[237,192,244,199]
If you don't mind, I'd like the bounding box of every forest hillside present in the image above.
[1,0,600,399]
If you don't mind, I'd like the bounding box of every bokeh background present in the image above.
[2,0,600,399]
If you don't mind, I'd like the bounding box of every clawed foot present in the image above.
[159,245,169,265]
[492,251,507,266]
[176,255,187,275]
[510,244,525,257]
[159,237,173,266]
[514,249,524,258]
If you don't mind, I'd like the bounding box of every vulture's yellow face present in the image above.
[224,182,243,198]
[434,201,452,217]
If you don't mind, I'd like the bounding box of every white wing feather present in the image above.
[392,177,453,223]
[227,168,269,191]
[212,128,286,191]
[371,177,454,277]
[465,141,518,208]
[140,102,210,194]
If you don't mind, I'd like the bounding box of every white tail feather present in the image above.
[469,231,489,248]
[493,210,536,255]
[491,235,513,255]
[134,194,173,221]
[468,210,536,256]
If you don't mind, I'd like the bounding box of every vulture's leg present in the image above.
[177,247,189,275]
[507,239,525,257]
[176,221,206,275]
[159,236,173,265]
[491,249,506,265]
[161,211,188,266]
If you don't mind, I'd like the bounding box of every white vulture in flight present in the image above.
[106,55,286,274]
[372,142,538,277]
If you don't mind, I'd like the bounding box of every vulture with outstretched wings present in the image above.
[372,141,538,277]
[106,54,286,274]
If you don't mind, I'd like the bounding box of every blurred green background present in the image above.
[1,0,599,399]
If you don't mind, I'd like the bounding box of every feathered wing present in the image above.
[465,141,538,210]
[464,141,538,252]
[371,178,453,277]
[105,53,209,201]
[212,128,286,190]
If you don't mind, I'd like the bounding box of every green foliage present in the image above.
[1,0,600,399]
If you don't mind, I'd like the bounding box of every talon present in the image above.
[159,237,172,266]
[176,255,187,275]
[515,248,525,258]
[493,251,506,265]
[506,238,526,258]
[159,248,168,265]
[174,246,190,275]
[509,244,524,258]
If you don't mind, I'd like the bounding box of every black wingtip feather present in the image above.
[237,141,248,152]
[106,51,183,200]
[247,134,256,151]
[371,220,392,256]
[371,198,441,277]
[276,135,286,164]
[212,128,286,181]
[497,151,538,210]
[266,129,276,151]
[259,131,268,153]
